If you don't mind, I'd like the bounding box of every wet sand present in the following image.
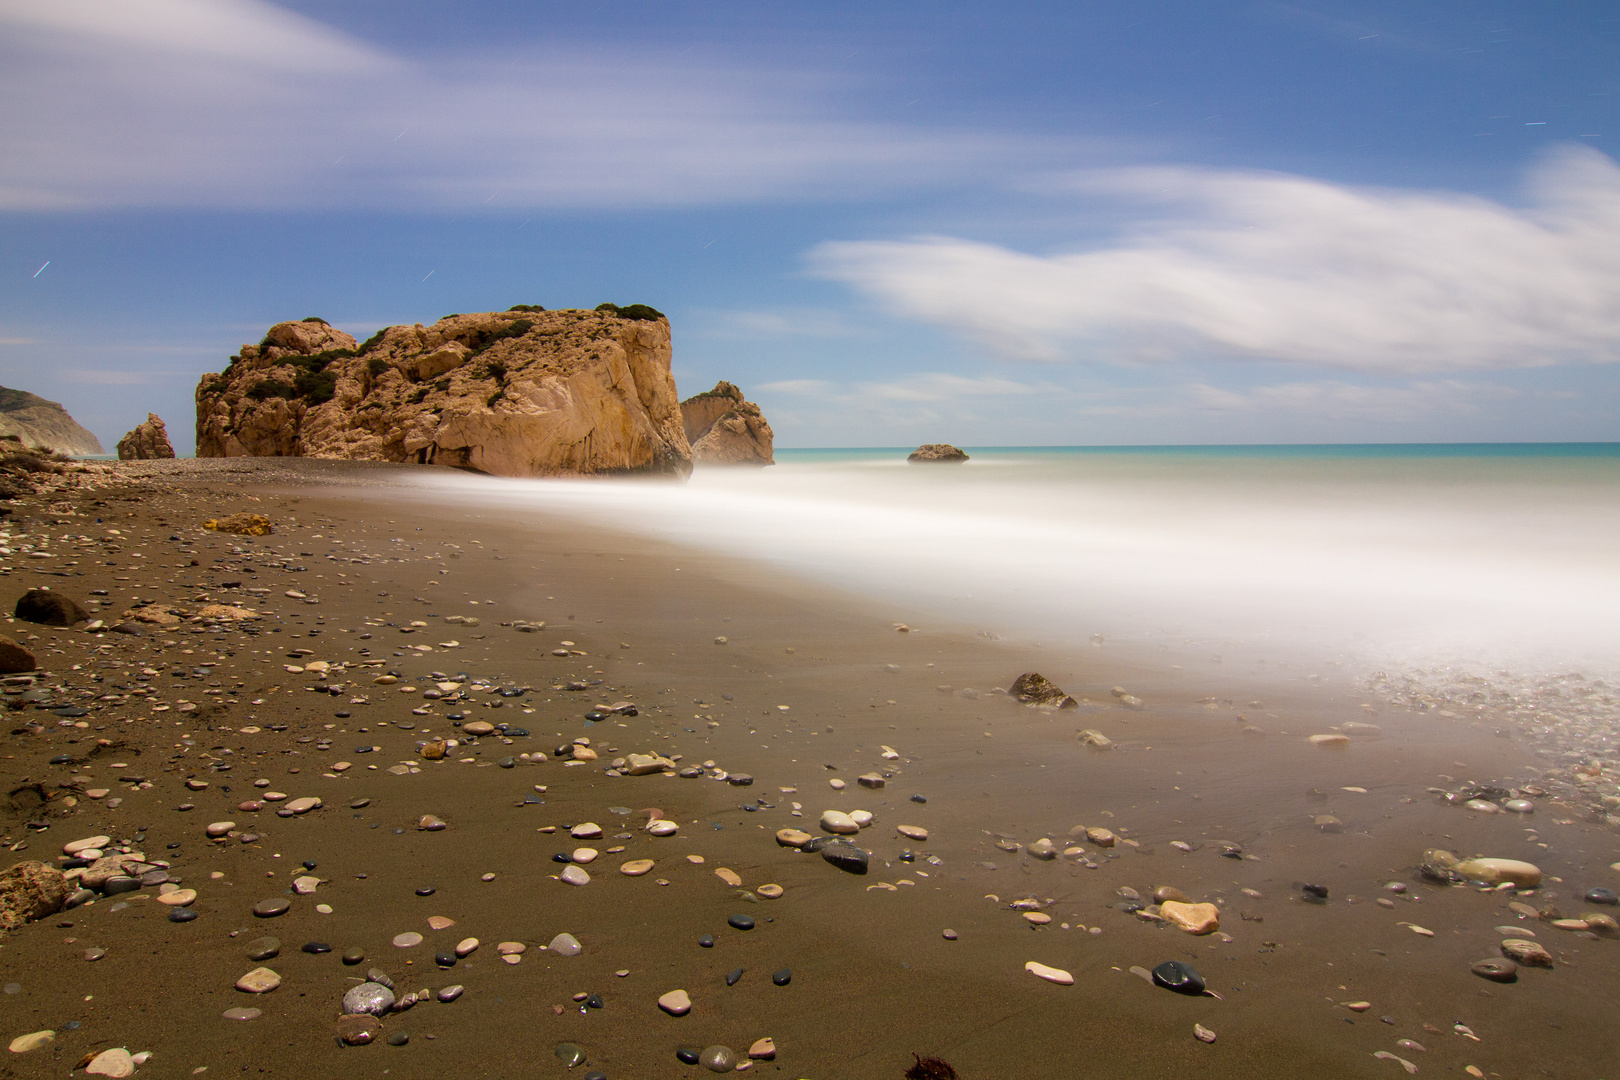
[0,459,1614,1078]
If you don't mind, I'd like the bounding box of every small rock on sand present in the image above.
[621,859,655,876]
[820,810,859,835]
[8,1030,53,1053]
[715,868,743,887]
[1502,939,1554,967]
[1025,961,1073,985]
[235,967,281,993]
[748,1037,776,1060]
[85,1048,135,1078]
[548,933,582,957]
[776,829,813,848]
[659,989,692,1016]
[571,822,603,839]
[897,825,928,841]
[560,865,590,886]
[1160,901,1221,935]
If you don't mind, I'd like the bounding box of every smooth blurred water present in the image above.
[405,444,1620,677]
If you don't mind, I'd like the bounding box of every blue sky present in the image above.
[3,0,1619,452]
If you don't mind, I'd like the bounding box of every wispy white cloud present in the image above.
[0,0,1046,211]
[0,336,36,346]
[810,148,1620,374]
[763,372,1038,404]
[1184,379,1518,423]
[696,308,860,340]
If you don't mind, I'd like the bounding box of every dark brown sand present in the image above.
[0,459,1613,1079]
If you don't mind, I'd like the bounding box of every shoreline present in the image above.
[0,459,1613,1078]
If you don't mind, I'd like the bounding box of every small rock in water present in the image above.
[757,883,783,899]
[1151,960,1206,995]
[7,1031,53,1054]
[1471,958,1518,982]
[700,1045,737,1072]
[1504,799,1535,814]
[1585,887,1619,906]
[555,1043,587,1069]
[1026,838,1058,860]
[1301,883,1329,901]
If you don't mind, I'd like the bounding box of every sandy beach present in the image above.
[0,458,1614,1079]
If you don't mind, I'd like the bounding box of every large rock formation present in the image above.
[195,308,692,477]
[908,443,969,463]
[116,413,175,460]
[680,381,774,466]
[0,387,102,456]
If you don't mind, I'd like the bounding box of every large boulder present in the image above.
[0,635,36,674]
[195,308,692,477]
[680,382,774,466]
[15,588,88,627]
[0,861,68,930]
[908,443,969,463]
[116,413,176,460]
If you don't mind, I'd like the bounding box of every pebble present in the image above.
[157,889,196,907]
[1153,886,1191,904]
[206,821,236,838]
[549,933,582,957]
[285,796,321,814]
[336,1014,382,1045]
[659,988,692,1016]
[222,1007,261,1021]
[235,967,281,993]
[1151,960,1206,995]
[775,828,813,848]
[427,915,456,930]
[1160,901,1221,935]
[86,1048,135,1078]
[1586,888,1619,905]
[437,985,464,1002]
[1505,799,1535,813]
[342,947,366,965]
[942,929,957,940]
[820,840,869,875]
[1024,911,1051,925]
[772,968,791,985]
[620,859,654,876]
[701,1045,737,1072]
[386,1032,410,1047]
[1471,958,1518,982]
[498,941,527,955]
[393,932,423,948]
[301,942,332,954]
[897,825,928,841]
[715,867,744,887]
[456,937,479,957]
[572,848,599,865]
[728,914,755,931]
[245,936,281,960]
[1027,838,1058,860]
[647,819,679,836]
[726,968,744,986]
[828,779,846,790]
[560,865,591,886]
[1025,961,1073,985]
[8,1031,53,1053]
[757,884,783,899]
[1501,938,1554,967]
[417,815,447,831]
[252,898,290,918]
[571,822,603,839]
[555,1043,586,1068]
[1085,827,1115,847]
[342,982,396,1016]
[748,1037,776,1060]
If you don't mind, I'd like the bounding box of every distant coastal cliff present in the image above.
[0,387,103,456]
[195,307,694,477]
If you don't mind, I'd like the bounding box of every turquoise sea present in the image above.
[410,443,1620,680]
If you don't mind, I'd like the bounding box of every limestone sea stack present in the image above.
[908,443,969,463]
[0,387,103,456]
[680,381,774,465]
[116,414,176,460]
[195,306,692,478]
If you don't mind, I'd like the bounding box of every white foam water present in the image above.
[401,445,1620,679]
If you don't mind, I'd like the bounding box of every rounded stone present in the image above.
[772,968,791,986]
[342,947,365,965]
[235,967,281,993]
[222,1007,261,1021]
[698,934,715,948]
[336,1014,382,1045]
[386,1031,409,1047]
[436,984,464,1002]
[392,932,423,948]
[727,914,755,931]
[1585,887,1619,906]
[647,819,679,836]
[1472,958,1518,982]
[775,828,813,848]
[819,810,859,835]
[757,884,783,899]
[156,889,196,907]
[300,942,332,954]
[620,859,654,876]
[548,932,582,957]
[701,1045,737,1072]
[1501,938,1554,967]
[560,865,590,886]
[434,950,455,967]
[245,936,280,961]
[1504,799,1535,813]
[725,967,744,986]
[821,840,869,875]
[677,1047,701,1064]
[455,937,479,957]
[252,898,290,918]
[168,908,198,923]
[659,988,692,1016]
[1151,960,1206,995]
[206,821,236,838]
[342,982,396,1016]
[555,1043,586,1069]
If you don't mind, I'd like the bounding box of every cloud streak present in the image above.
[0,0,1042,211]
[810,148,1620,374]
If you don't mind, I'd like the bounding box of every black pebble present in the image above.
[386,1031,409,1047]
[584,711,607,721]
[302,942,332,954]
[342,948,365,965]
[728,915,754,931]
[910,794,927,803]
[434,951,455,967]
[698,934,714,948]
[335,712,350,719]
[586,994,603,1009]
[168,908,198,923]
[1151,960,1206,995]
[821,840,869,875]
[772,968,791,986]
[1586,887,1619,905]
[1301,883,1329,901]
[898,849,915,862]
[415,886,435,896]
[676,1048,700,1065]
[553,853,572,864]
[726,968,744,986]
[302,860,317,871]
[49,755,71,765]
